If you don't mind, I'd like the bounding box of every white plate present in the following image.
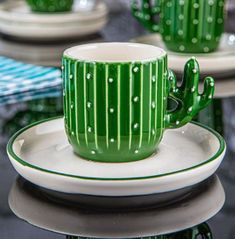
[9,175,225,238]
[131,33,235,75]
[0,18,107,40]
[0,0,108,24]
[0,0,108,41]
[7,117,226,196]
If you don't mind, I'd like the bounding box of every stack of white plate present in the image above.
[0,0,108,41]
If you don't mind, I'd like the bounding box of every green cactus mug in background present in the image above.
[62,43,214,162]
[132,0,225,53]
[26,0,74,13]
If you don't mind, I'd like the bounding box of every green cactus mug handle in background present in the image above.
[131,0,225,53]
[132,0,162,32]
[26,0,74,13]
[63,43,214,163]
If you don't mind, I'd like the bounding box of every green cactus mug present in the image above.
[26,0,74,13]
[62,43,214,162]
[132,0,225,53]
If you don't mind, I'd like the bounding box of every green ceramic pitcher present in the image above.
[26,0,74,12]
[62,43,214,162]
[131,0,225,53]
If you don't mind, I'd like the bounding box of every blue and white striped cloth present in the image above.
[0,56,62,105]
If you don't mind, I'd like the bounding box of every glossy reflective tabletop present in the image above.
[0,1,235,238]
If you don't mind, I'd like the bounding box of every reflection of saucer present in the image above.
[8,175,225,238]
[7,117,226,196]
[37,179,198,210]
[0,0,108,41]
[131,33,235,77]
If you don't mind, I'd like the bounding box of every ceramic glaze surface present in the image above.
[63,49,167,162]
[26,0,74,12]
[7,117,226,195]
[62,43,214,162]
[132,0,225,53]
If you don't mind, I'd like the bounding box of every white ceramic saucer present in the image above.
[9,175,225,237]
[0,0,108,41]
[0,19,107,40]
[7,117,226,196]
[0,0,107,23]
[131,33,235,76]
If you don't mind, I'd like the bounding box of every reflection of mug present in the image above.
[165,223,213,239]
[63,43,214,162]
[26,0,74,12]
[132,0,225,53]
[66,223,213,239]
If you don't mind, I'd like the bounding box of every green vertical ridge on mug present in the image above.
[131,0,225,53]
[63,55,168,162]
[26,0,73,12]
[62,43,214,163]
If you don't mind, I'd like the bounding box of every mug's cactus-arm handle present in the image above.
[165,58,215,129]
[131,0,161,32]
